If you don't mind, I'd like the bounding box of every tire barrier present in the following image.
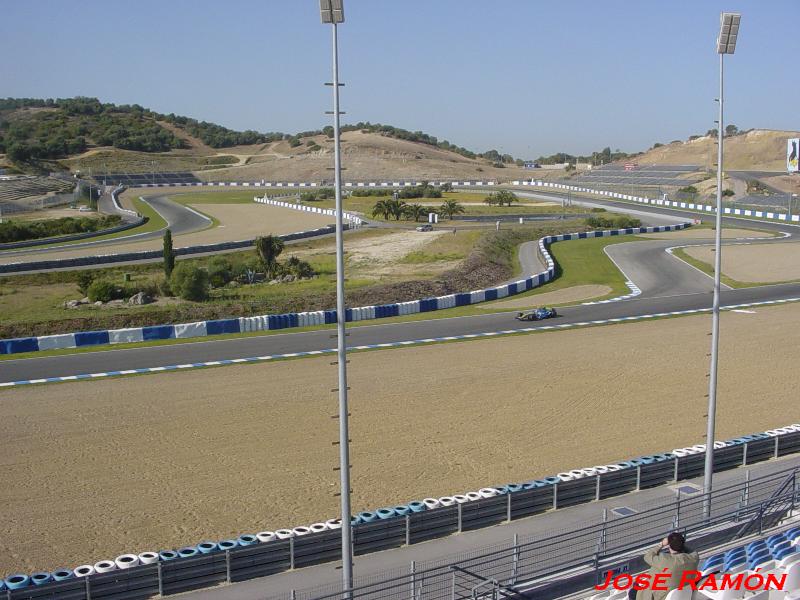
[9,425,800,598]
[0,221,689,355]
[254,195,364,225]
[126,179,497,189]
[511,179,800,223]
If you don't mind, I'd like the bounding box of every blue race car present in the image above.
[515,307,558,321]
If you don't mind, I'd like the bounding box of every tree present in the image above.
[322,126,334,138]
[485,190,518,207]
[386,198,407,220]
[707,128,719,138]
[440,182,453,192]
[725,124,739,137]
[371,199,393,220]
[255,235,285,277]
[162,229,175,279]
[439,199,465,220]
[403,203,427,222]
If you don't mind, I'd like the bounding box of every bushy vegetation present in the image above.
[586,215,642,229]
[299,188,335,202]
[170,263,210,301]
[350,189,392,197]
[87,279,127,303]
[0,214,121,243]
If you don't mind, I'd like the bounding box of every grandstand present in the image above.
[0,176,76,215]
[92,171,200,186]
[569,164,706,188]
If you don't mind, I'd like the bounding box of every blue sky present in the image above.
[1,1,797,159]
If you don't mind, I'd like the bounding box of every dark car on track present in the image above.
[515,307,558,321]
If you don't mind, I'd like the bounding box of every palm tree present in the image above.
[439,199,465,220]
[386,198,408,220]
[254,234,285,277]
[403,203,427,222]
[371,199,393,220]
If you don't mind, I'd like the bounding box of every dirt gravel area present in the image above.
[684,242,800,283]
[478,284,613,308]
[0,204,333,265]
[641,228,772,240]
[2,304,799,573]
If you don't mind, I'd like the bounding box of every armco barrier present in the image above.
[127,179,497,189]
[511,179,800,223]
[0,221,689,354]
[0,225,340,275]
[8,424,800,599]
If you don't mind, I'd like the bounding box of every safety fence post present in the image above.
[410,561,416,600]
[85,576,92,600]
[506,493,512,523]
[636,466,642,491]
[290,537,295,570]
[226,550,232,583]
[743,442,749,466]
[405,515,411,546]
[457,502,463,533]
[157,562,164,596]
[512,533,520,584]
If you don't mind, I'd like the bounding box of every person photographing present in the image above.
[636,532,699,600]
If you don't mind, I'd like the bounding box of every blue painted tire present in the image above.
[159,550,179,561]
[496,485,510,495]
[31,572,52,586]
[238,534,257,546]
[197,542,218,554]
[638,456,656,465]
[358,511,377,523]
[178,547,199,558]
[393,505,411,516]
[506,483,524,493]
[5,574,30,590]
[542,476,561,485]
[52,569,74,581]
[375,508,396,520]
[407,501,426,513]
[217,540,238,551]
[617,461,637,468]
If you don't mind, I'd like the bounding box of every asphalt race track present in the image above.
[3,195,800,384]
[0,194,209,260]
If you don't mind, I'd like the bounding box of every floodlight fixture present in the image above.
[716,12,740,54]
[320,0,344,24]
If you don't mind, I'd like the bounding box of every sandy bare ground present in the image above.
[642,228,772,240]
[478,284,613,308]
[347,230,446,265]
[6,209,101,222]
[684,242,800,283]
[0,205,333,265]
[2,304,799,573]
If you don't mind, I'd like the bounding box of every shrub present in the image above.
[207,257,234,288]
[170,263,209,301]
[87,279,125,303]
[284,256,315,278]
[722,189,735,197]
[76,272,96,296]
[590,207,607,213]
[586,215,642,229]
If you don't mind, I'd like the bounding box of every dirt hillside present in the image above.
[631,129,800,171]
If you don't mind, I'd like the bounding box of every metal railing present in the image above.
[266,465,799,600]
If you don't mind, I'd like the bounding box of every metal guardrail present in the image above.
[279,466,800,600]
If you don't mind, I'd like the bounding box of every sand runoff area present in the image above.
[478,284,612,308]
[684,242,800,283]
[0,203,333,265]
[641,227,773,240]
[2,302,800,573]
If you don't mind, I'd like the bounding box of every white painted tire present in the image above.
[478,488,499,498]
[256,531,276,543]
[582,468,598,476]
[594,466,610,474]
[115,554,139,570]
[74,565,95,578]
[275,529,294,539]
[422,497,440,509]
[292,526,311,537]
[672,449,688,457]
[138,552,159,565]
[465,492,481,502]
[453,494,469,504]
[606,465,622,472]
[714,441,726,449]
[94,560,116,574]
[439,496,456,507]
[569,469,585,479]
[309,523,328,534]
[557,473,574,482]
[325,518,342,530]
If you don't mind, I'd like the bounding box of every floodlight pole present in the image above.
[704,50,725,519]
[329,19,354,595]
